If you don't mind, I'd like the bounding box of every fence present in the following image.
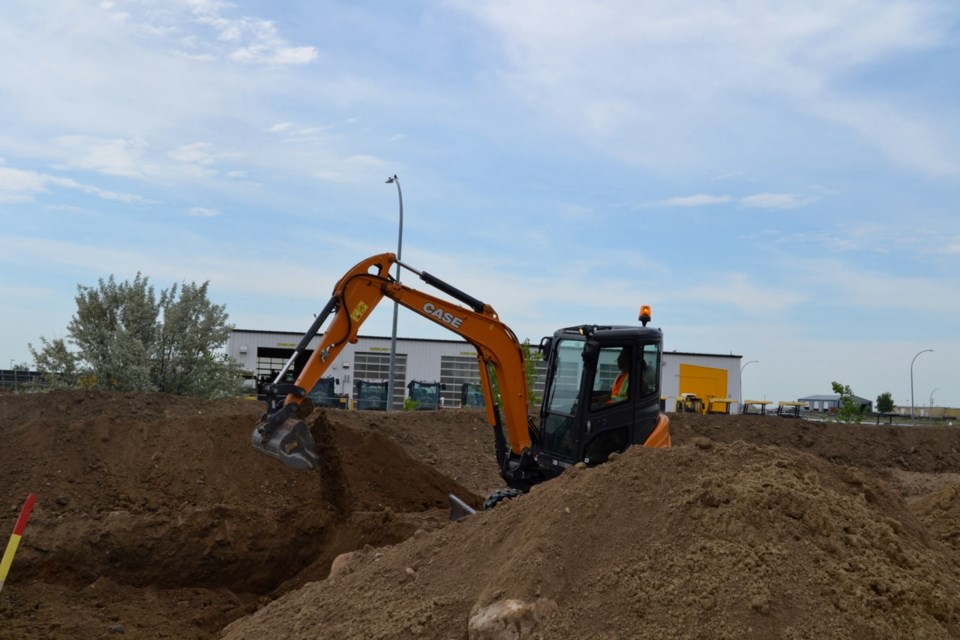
[0,370,43,391]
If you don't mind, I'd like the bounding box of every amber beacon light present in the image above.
[639,305,652,326]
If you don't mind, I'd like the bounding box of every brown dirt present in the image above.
[0,391,958,639]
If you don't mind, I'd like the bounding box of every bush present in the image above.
[30,274,244,398]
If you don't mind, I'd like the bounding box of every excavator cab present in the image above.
[356,380,388,410]
[535,324,669,471]
[407,380,443,410]
[461,382,485,408]
[307,377,341,408]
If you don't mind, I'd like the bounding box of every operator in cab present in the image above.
[609,349,630,404]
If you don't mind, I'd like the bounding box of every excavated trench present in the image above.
[2,397,479,597]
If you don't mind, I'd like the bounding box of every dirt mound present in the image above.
[1,392,959,639]
[221,440,960,639]
[670,412,960,472]
[912,482,960,557]
[316,411,483,512]
[328,408,503,497]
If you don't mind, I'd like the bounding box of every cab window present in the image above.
[640,343,659,396]
[590,346,630,409]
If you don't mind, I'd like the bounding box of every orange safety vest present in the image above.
[610,372,629,402]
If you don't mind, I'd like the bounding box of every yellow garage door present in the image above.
[678,364,728,401]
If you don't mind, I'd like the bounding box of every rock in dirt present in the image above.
[468,598,558,640]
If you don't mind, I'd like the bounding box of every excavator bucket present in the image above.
[448,494,477,522]
[251,413,320,470]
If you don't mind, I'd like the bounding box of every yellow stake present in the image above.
[0,493,36,594]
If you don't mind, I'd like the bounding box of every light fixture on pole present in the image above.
[910,349,932,420]
[930,388,938,408]
[739,360,758,413]
[385,175,403,412]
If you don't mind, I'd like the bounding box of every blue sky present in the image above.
[1,0,958,408]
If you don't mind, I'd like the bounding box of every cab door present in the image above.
[539,337,587,463]
[580,344,633,464]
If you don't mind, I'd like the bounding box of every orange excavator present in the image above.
[251,252,670,507]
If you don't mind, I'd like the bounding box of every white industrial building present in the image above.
[227,329,744,411]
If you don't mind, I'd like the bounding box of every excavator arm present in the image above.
[252,252,533,471]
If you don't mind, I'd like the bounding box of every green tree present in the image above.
[486,338,543,411]
[522,339,543,406]
[27,337,79,389]
[876,391,895,414]
[154,281,236,396]
[831,381,866,423]
[66,273,157,392]
[30,274,244,398]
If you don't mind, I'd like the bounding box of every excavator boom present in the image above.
[252,253,532,471]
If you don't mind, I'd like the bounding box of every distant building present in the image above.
[226,329,743,410]
[892,405,960,420]
[798,394,873,413]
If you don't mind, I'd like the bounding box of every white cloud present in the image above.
[939,242,960,255]
[169,142,218,166]
[187,10,318,65]
[0,165,147,204]
[73,183,151,204]
[267,122,295,133]
[51,136,148,177]
[232,45,317,65]
[652,192,816,209]
[313,154,390,183]
[748,222,960,256]
[792,258,960,314]
[675,273,806,315]
[0,234,343,302]
[710,172,743,181]
[813,98,960,177]
[166,142,242,179]
[0,285,54,299]
[739,193,816,210]
[657,194,732,207]
[187,207,221,217]
[0,166,48,202]
[454,0,958,176]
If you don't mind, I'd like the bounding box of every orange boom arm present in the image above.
[253,253,533,469]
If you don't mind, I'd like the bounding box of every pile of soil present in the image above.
[0,391,958,639]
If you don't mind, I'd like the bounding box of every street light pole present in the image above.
[385,175,403,412]
[910,349,933,420]
[739,360,758,414]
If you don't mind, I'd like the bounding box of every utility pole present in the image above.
[385,175,403,411]
[910,349,932,420]
[739,360,758,414]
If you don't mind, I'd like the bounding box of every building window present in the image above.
[440,355,481,407]
[354,352,407,407]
